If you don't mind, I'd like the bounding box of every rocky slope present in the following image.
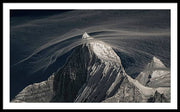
[11,74,55,102]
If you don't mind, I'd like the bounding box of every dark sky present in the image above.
[10,10,72,17]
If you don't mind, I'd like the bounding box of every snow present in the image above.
[137,56,170,87]
[126,74,155,97]
[140,56,170,87]
[82,32,121,63]
[82,32,90,39]
[127,70,170,99]
[151,70,170,79]
[156,87,170,94]
[153,57,162,64]
[89,40,121,62]
[82,32,93,40]
[82,32,167,99]
[150,56,166,69]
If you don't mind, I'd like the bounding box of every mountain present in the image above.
[11,32,170,102]
[135,56,170,102]
[11,74,55,102]
[136,56,170,88]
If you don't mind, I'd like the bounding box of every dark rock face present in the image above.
[102,76,144,102]
[74,62,125,102]
[51,45,90,102]
[148,91,169,102]
[51,40,126,102]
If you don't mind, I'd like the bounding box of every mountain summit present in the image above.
[82,32,90,39]
[12,33,170,102]
[82,32,93,40]
[136,56,170,88]
[83,33,121,63]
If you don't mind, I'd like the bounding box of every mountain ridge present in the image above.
[11,33,170,102]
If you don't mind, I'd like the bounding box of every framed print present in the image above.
[3,3,178,109]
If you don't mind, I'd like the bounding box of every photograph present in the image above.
[3,3,178,109]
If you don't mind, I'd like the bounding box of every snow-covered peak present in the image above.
[145,56,166,70]
[81,33,121,63]
[153,57,164,65]
[151,56,166,68]
[82,32,89,38]
[89,40,120,62]
[82,32,91,39]
[136,56,170,88]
